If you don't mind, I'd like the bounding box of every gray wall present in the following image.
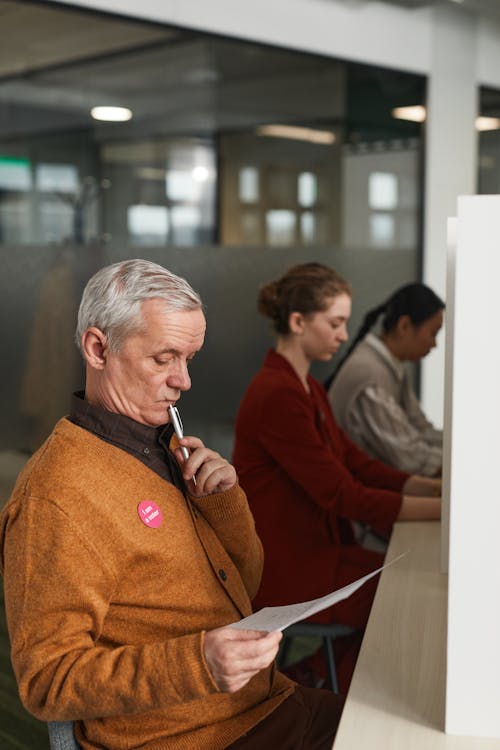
[0,243,417,457]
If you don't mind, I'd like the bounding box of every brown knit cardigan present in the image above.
[0,418,293,750]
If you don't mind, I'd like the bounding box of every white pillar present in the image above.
[421,5,478,427]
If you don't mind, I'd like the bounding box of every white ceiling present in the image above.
[5,0,491,145]
[0,0,175,79]
[0,3,350,141]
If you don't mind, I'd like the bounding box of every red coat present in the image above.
[233,350,408,613]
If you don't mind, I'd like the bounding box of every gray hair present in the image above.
[75,259,202,354]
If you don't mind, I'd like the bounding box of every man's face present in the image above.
[97,299,206,427]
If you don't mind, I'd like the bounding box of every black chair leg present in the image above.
[323,635,339,693]
[278,637,292,669]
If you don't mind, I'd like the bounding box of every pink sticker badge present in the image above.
[137,500,163,529]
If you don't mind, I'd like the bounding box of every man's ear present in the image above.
[288,311,305,335]
[81,327,108,370]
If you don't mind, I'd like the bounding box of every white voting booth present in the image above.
[445,195,500,738]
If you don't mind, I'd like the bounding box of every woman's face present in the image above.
[300,293,351,363]
[403,309,444,361]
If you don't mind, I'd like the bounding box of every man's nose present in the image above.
[168,361,191,391]
[339,324,349,342]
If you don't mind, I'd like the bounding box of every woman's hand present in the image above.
[403,475,441,497]
[398,494,441,521]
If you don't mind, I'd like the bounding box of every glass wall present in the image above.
[0,0,426,463]
[478,87,500,194]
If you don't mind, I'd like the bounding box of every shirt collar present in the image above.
[365,333,405,381]
[70,391,174,457]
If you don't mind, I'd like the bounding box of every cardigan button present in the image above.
[218,568,227,582]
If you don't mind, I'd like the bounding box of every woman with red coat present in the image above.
[232,263,441,692]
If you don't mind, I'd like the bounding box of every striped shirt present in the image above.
[328,334,442,477]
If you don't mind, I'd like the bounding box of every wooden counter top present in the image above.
[333,522,499,749]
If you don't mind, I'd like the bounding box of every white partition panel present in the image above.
[445,195,500,737]
[441,217,457,575]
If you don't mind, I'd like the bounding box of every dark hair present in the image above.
[325,282,445,388]
[258,262,351,335]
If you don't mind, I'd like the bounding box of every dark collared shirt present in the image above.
[69,391,186,493]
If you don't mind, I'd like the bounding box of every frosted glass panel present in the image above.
[36,164,79,193]
[0,157,32,191]
[298,172,317,207]
[166,170,198,202]
[0,239,418,474]
[266,210,296,245]
[128,205,169,245]
[370,213,395,246]
[171,205,202,245]
[300,211,316,243]
[39,200,74,244]
[239,167,260,203]
[369,172,398,210]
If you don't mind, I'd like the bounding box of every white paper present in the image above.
[230,552,407,632]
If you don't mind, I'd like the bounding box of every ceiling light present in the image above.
[256,124,336,145]
[392,106,500,132]
[90,106,133,122]
[476,117,500,131]
[391,105,426,123]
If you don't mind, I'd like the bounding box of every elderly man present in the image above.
[1,259,343,750]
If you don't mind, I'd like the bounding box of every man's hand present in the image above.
[204,626,282,693]
[174,436,237,495]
